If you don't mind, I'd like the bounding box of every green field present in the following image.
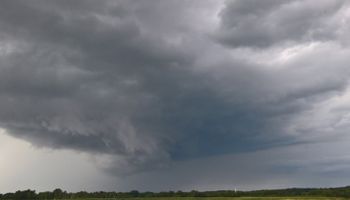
[123,198,346,200]
[62,197,348,200]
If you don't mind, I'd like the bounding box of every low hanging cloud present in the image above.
[1,0,350,179]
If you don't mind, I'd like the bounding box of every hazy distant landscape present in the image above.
[2,187,350,200]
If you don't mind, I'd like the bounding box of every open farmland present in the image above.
[58,197,348,200]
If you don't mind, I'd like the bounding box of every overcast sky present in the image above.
[2,0,350,193]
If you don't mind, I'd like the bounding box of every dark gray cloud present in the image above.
[216,0,347,48]
[0,0,227,173]
[1,0,350,188]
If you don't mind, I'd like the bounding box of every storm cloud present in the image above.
[1,0,350,188]
[216,0,348,48]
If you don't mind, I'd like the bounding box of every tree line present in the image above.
[1,186,350,199]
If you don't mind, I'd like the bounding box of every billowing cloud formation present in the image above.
[1,0,350,183]
[217,0,348,47]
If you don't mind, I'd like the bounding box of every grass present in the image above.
[62,197,348,200]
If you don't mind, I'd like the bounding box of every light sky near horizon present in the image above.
[0,128,118,193]
[2,0,350,193]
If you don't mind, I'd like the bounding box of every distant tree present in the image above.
[129,190,139,197]
[11,190,37,200]
[176,190,184,197]
[189,190,202,197]
[53,188,61,199]
[38,191,53,199]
